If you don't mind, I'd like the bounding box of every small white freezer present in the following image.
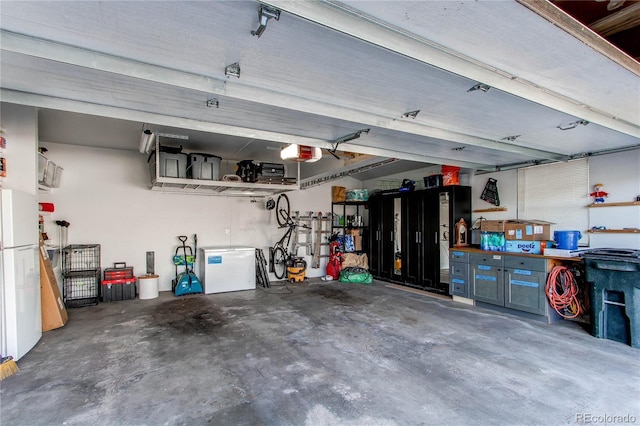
[199,246,255,294]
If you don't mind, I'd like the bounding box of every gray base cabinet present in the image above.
[470,252,504,305]
[449,250,470,297]
[504,257,548,315]
[462,251,558,321]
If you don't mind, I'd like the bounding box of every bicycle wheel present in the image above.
[276,193,290,227]
[273,246,287,280]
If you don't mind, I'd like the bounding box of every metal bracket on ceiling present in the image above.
[329,129,370,157]
[402,110,420,119]
[557,119,589,131]
[251,5,281,38]
[225,62,241,78]
[206,98,219,108]
[467,83,491,93]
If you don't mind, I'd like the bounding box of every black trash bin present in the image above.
[584,248,640,348]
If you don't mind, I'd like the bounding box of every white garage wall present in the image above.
[587,149,640,249]
[468,151,639,249]
[38,142,363,292]
[469,170,518,223]
[360,150,639,250]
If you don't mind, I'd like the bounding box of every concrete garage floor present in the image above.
[1,280,639,426]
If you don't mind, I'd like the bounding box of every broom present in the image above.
[0,355,19,381]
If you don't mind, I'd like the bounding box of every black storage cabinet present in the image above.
[584,249,640,347]
[368,186,471,294]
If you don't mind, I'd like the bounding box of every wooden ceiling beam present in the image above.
[589,2,640,37]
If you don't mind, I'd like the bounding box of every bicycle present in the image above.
[270,194,306,280]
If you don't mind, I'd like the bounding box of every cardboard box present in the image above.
[480,220,552,241]
[504,220,552,241]
[504,240,553,255]
[348,229,362,251]
[480,220,507,233]
[353,235,363,251]
[332,186,346,202]
[39,239,68,331]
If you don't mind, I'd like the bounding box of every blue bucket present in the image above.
[554,230,582,250]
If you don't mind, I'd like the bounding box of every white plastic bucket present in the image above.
[138,274,159,299]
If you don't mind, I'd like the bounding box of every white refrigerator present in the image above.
[0,189,41,361]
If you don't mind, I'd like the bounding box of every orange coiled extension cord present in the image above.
[545,265,581,319]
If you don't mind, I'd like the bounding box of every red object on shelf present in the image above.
[39,202,55,212]
[441,165,460,186]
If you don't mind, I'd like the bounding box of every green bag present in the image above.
[339,267,373,285]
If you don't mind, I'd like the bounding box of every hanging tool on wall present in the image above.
[481,178,500,206]
[55,220,70,267]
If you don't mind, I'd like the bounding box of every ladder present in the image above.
[292,211,313,256]
[312,212,333,268]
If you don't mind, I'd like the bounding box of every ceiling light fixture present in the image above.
[251,5,281,38]
[139,129,155,153]
[557,119,590,131]
[225,62,241,78]
[280,144,322,162]
[467,83,491,92]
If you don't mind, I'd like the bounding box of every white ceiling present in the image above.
[1,1,638,181]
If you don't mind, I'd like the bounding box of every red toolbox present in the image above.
[102,263,136,302]
[104,262,134,280]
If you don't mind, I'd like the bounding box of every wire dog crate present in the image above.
[62,244,101,274]
[62,244,101,307]
[63,271,101,308]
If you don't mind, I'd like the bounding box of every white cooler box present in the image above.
[199,247,255,294]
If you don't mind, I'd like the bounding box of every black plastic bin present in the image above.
[584,249,640,348]
[102,278,137,302]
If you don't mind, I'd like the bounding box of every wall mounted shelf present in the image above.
[588,229,639,234]
[473,207,507,213]
[587,201,640,208]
